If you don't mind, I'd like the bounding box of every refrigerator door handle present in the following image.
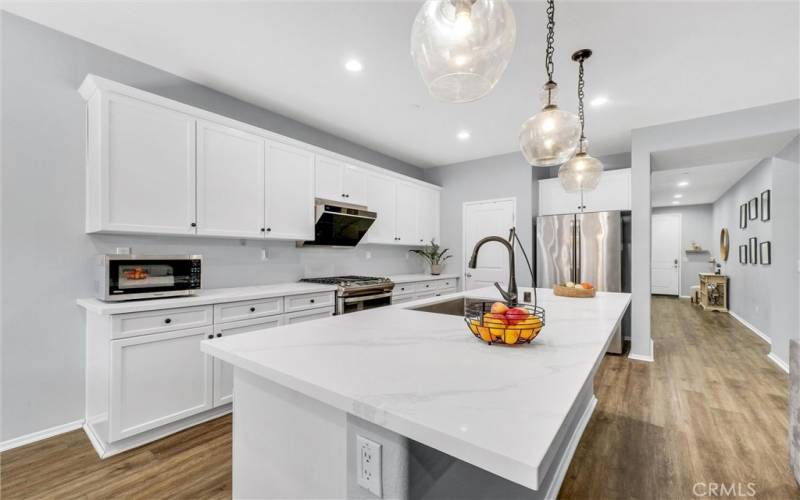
[576,219,581,283]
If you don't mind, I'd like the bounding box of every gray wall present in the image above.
[712,156,799,367]
[424,152,540,287]
[652,204,714,297]
[0,13,427,442]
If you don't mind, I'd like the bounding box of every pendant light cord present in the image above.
[545,0,555,82]
[577,58,585,140]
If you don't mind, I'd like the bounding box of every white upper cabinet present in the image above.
[90,93,197,234]
[538,168,631,216]
[196,121,265,238]
[417,187,440,244]
[394,182,419,245]
[314,155,368,205]
[265,141,315,240]
[364,173,398,244]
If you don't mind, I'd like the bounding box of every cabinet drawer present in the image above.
[416,281,438,293]
[435,287,458,297]
[284,306,335,324]
[284,292,335,312]
[392,282,419,296]
[428,279,457,290]
[112,306,213,339]
[214,297,283,324]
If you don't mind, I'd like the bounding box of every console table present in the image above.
[698,273,728,312]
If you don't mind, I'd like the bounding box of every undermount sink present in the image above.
[408,297,489,317]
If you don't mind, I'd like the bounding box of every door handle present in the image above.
[466,273,473,278]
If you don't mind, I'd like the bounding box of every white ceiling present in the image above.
[651,160,760,208]
[4,1,798,168]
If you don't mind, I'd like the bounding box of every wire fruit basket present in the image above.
[464,302,545,345]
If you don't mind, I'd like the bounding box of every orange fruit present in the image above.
[483,313,508,340]
[581,282,593,289]
[504,329,520,344]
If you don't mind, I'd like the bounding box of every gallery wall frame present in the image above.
[747,198,758,220]
[739,244,747,264]
[760,240,771,265]
[748,237,758,264]
[760,189,771,221]
[739,204,748,229]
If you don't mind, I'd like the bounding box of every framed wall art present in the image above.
[761,189,771,221]
[739,204,748,229]
[748,198,758,220]
[739,244,747,264]
[760,241,771,265]
[748,237,758,264]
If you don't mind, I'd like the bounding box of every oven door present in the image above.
[339,291,393,314]
[105,258,201,300]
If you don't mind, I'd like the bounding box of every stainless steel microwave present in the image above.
[96,255,202,302]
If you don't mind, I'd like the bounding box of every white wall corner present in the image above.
[767,351,789,374]
[0,419,85,452]
[628,339,655,363]
[728,310,772,344]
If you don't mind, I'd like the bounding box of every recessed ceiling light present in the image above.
[457,130,471,141]
[590,96,609,107]
[345,59,363,72]
[674,194,683,199]
[672,201,680,205]
[677,181,689,187]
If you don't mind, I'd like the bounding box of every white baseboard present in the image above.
[544,395,598,500]
[0,419,84,452]
[679,295,691,299]
[767,352,790,374]
[729,310,771,344]
[628,339,655,363]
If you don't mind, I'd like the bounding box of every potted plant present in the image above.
[409,239,452,275]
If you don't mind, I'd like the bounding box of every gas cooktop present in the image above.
[300,275,391,287]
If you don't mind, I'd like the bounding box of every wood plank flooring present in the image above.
[1,297,796,499]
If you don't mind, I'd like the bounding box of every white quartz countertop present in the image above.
[77,282,338,315]
[201,287,630,490]
[387,273,459,283]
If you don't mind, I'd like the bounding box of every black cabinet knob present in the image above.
[310,299,315,303]
[164,318,172,324]
[207,334,214,339]
[266,228,271,232]
[260,227,266,232]
[216,333,222,338]
[342,193,346,197]
[249,307,256,312]
[190,222,197,227]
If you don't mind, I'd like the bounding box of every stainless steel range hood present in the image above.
[298,201,377,247]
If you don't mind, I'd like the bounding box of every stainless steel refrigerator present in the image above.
[536,211,624,353]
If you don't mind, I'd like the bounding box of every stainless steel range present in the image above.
[299,276,394,314]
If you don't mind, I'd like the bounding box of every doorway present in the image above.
[462,198,516,290]
[651,213,682,295]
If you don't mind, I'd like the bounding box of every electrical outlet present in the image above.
[356,435,382,497]
[261,248,269,261]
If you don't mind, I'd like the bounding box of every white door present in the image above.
[417,187,440,245]
[342,165,368,206]
[651,213,681,295]
[364,173,397,244]
[196,121,265,238]
[314,155,345,202]
[109,326,213,442]
[103,94,196,234]
[212,316,284,407]
[463,199,516,290]
[395,182,419,245]
[583,169,631,212]
[265,141,315,240]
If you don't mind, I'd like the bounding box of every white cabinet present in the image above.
[196,121,265,238]
[538,168,631,216]
[314,155,368,205]
[391,277,460,304]
[88,93,197,234]
[417,187,440,244]
[395,182,419,245]
[284,307,335,324]
[365,173,398,244]
[265,141,315,240]
[212,316,284,407]
[109,326,213,442]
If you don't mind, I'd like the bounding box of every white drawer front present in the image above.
[435,287,458,296]
[416,281,437,293]
[284,292,335,313]
[284,306,335,324]
[393,282,421,296]
[112,306,213,339]
[431,278,457,290]
[391,294,418,304]
[214,297,283,324]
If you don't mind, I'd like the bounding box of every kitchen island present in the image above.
[201,287,630,499]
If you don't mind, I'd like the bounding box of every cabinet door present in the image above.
[103,94,196,234]
[582,168,631,212]
[342,164,368,205]
[265,141,315,240]
[213,316,284,407]
[196,121,265,238]
[314,155,345,202]
[416,187,440,245]
[394,182,419,245]
[109,326,213,442]
[538,178,581,216]
[364,173,397,244]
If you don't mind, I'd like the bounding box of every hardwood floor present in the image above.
[560,296,798,499]
[1,297,796,499]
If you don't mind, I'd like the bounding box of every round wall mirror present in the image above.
[720,228,730,261]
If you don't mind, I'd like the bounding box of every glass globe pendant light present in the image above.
[519,0,581,166]
[410,0,516,103]
[558,49,604,193]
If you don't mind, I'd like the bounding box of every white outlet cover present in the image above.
[356,435,382,497]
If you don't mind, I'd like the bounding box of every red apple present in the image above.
[490,302,509,315]
[504,307,530,325]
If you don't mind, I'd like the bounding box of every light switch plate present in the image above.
[356,435,382,497]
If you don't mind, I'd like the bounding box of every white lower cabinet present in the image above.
[391,277,460,304]
[212,316,284,407]
[284,307,335,324]
[109,326,213,442]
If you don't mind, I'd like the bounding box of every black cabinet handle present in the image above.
[249,307,256,312]
[190,222,197,227]
[310,299,315,303]
[164,318,172,324]
[342,193,346,197]
[207,334,213,339]
[260,227,265,232]
[216,333,222,338]
[266,228,271,232]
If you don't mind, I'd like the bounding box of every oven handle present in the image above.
[342,291,393,303]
